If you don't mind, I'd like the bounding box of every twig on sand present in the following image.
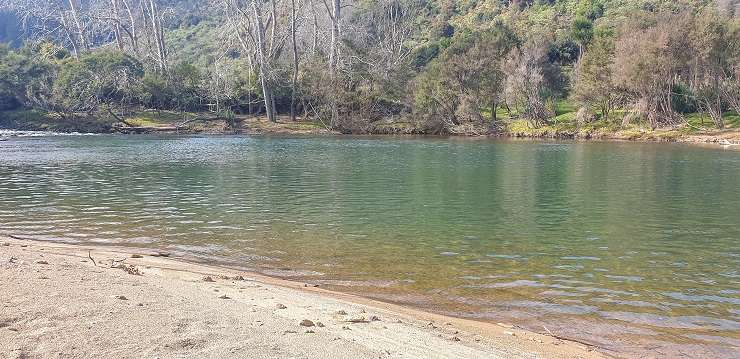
[116,264,143,276]
[543,325,554,336]
[542,325,603,350]
[108,257,127,268]
[88,250,97,267]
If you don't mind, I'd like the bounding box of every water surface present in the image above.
[0,135,738,357]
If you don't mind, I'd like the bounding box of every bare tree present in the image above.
[121,0,139,53]
[67,0,89,52]
[148,0,167,71]
[221,0,290,123]
[686,6,740,129]
[322,0,340,73]
[3,0,169,69]
[612,14,689,129]
[503,39,552,127]
[289,0,300,121]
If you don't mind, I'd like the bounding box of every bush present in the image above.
[53,50,144,115]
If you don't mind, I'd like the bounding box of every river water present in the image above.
[0,135,738,357]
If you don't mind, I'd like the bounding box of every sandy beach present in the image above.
[0,237,606,359]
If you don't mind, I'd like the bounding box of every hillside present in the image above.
[0,0,738,140]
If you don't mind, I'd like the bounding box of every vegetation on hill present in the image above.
[0,0,738,139]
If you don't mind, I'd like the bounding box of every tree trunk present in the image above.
[328,0,341,127]
[247,53,254,116]
[310,0,318,54]
[491,100,497,123]
[713,76,725,129]
[140,0,154,64]
[121,0,138,54]
[149,0,167,72]
[59,15,80,59]
[67,0,89,52]
[290,0,299,121]
[601,100,609,121]
[111,0,124,51]
[252,1,276,123]
[329,0,341,72]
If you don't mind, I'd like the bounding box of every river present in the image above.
[0,134,738,357]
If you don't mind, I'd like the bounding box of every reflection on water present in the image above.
[0,135,738,357]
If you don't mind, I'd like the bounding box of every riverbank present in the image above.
[0,237,604,359]
[2,108,739,145]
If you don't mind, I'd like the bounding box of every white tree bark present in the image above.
[252,0,276,122]
[67,0,89,52]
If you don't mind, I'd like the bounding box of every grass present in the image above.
[123,109,194,127]
[3,103,739,140]
[231,115,333,134]
[498,102,739,141]
[0,108,113,132]
[0,108,50,127]
[554,100,577,116]
[683,112,740,133]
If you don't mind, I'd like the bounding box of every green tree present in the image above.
[0,42,65,111]
[688,7,734,128]
[612,13,691,129]
[572,28,619,121]
[52,50,144,119]
[571,16,594,60]
[413,23,518,133]
[502,38,559,127]
[0,44,21,110]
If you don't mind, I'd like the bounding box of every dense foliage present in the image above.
[0,0,738,133]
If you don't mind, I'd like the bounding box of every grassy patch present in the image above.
[241,116,334,134]
[555,100,577,116]
[683,112,740,133]
[0,108,49,127]
[499,104,740,141]
[124,110,191,127]
[0,109,114,132]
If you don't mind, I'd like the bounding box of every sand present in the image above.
[0,237,606,359]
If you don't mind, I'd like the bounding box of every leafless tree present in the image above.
[3,0,167,68]
[289,0,300,121]
[220,0,290,122]
[612,15,688,129]
[503,39,552,126]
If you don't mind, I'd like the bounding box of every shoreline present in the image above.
[2,110,739,146]
[0,236,607,358]
[2,126,739,149]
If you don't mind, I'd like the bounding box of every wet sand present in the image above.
[0,237,605,358]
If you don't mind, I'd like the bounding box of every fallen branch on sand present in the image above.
[114,263,143,276]
[107,257,127,268]
[542,325,602,350]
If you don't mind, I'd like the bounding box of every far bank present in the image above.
[1,108,739,146]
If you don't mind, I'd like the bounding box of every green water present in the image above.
[0,135,738,357]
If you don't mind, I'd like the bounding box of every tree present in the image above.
[502,38,555,127]
[289,0,300,121]
[612,13,690,129]
[0,42,65,111]
[572,27,619,121]
[220,0,291,123]
[325,0,341,73]
[688,7,732,129]
[571,16,593,61]
[413,24,518,133]
[721,19,740,115]
[52,50,144,119]
[0,44,25,110]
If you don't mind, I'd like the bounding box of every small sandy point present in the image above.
[0,237,608,358]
